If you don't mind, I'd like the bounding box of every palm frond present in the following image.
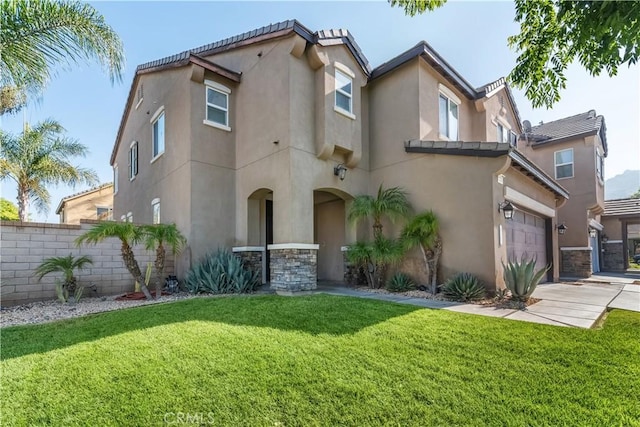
[142,223,187,254]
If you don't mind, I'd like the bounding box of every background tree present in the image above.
[143,224,186,299]
[389,0,640,108]
[0,119,98,221]
[76,222,153,300]
[631,188,640,199]
[401,211,441,294]
[348,184,411,239]
[0,198,19,221]
[0,0,125,114]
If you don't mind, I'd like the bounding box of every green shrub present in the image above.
[502,256,549,302]
[386,272,415,292]
[186,249,260,294]
[442,273,486,301]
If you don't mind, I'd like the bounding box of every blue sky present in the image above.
[2,1,639,222]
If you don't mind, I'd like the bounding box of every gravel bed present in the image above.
[355,286,449,301]
[1,292,210,328]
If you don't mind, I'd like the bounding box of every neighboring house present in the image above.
[517,111,607,277]
[56,183,114,224]
[110,20,568,292]
[601,198,640,270]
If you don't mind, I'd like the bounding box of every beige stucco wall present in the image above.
[601,216,623,240]
[59,185,113,224]
[519,135,605,248]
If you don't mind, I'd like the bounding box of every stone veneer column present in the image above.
[232,247,265,284]
[560,247,592,278]
[268,244,318,293]
[602,241,625,271]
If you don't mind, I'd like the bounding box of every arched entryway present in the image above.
[313,188,352,283]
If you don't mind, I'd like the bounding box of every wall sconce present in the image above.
[334,164,347,181]
[498,201,514,220]
[556,223,567,235]
[589,229,597,238]
[602,234,609,243]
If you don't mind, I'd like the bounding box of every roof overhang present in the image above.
[405,140,569,200]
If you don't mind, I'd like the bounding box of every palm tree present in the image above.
[401,211,441,294]
[0,0,125,114]
[76,222,153,300]
[143,224,186,299]
[35,253,92,300]
[348,184,412,239]
[1,119,98,221]
[346,237,405,289]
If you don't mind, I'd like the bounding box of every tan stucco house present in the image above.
[110,20,569,292]
[517,111,607,276]
[56,183,113,224]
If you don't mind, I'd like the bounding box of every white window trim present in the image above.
[595,149,605,184]
[334,69,353,116]
[149,105,165,124]
[151,108,165,162]
[334,62,355,78]
[438,83,461,105]
[554,148,574,180]
[438,92,459,140]
[151,198,160,224]
[129,141,138,181]
[113,164,118,195]
[205,82,231,131]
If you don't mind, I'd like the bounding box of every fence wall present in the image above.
[1,220,174,306]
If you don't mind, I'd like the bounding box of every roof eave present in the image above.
[530,130,598,148]
[508,149,569,199]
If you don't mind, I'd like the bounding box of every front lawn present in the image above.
[2,295,639,426]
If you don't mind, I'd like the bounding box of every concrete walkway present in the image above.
[315,280,639,329]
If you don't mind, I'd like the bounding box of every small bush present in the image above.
[503,256,549,302]
[386,272,415,292]
[186,249,260,294]
[442,273,486,301]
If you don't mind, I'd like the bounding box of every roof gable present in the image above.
[525,110,608,155]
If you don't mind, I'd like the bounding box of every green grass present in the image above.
[2,295,639,426]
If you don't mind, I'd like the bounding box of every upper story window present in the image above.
[596,150,604,182]
[509,131,518,147]
[113,164,118,194]
[152,198,160,224]
[439,93,459,140]
[204,80,231,131]
[151,107,165,160]
[555,148,574,179]
[97,207,112,220]
[335,69,353,115]
[128,141,138,180]
[497,124,508,143]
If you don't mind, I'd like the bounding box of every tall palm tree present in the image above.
[401,211,441,294]
[143,224,186,299]
[348,184,412,239]
[76,222,153,300]
[34,253,93,295]
[0,119,98,221]
[0,0,125,114]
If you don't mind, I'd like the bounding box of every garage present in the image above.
[505,210,549,280]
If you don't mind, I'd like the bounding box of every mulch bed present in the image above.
[115,291,171,301]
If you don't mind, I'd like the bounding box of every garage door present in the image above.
[505,210,548,279]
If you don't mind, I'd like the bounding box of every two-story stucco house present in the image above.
[111,20,568,293]
[517,111,607,277]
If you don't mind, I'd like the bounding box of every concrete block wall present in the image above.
[1,220,174,306]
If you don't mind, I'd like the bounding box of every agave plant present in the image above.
[386,272,415,293]
[186,249,259,294]
[502,256,550,302]
[442,272,485,301]
[34,254,93,302]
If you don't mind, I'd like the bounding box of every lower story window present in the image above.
[152,198,160,224]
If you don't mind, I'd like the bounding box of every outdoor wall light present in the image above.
[334,164,347,181]
[498,201,515,220]
[556,223,567,235]
[589,229,598,238]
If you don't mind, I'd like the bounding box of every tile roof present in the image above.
[525,110,607,155]
[405,141,569,199]
[603,198,640,217]
[55,183,113,214]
